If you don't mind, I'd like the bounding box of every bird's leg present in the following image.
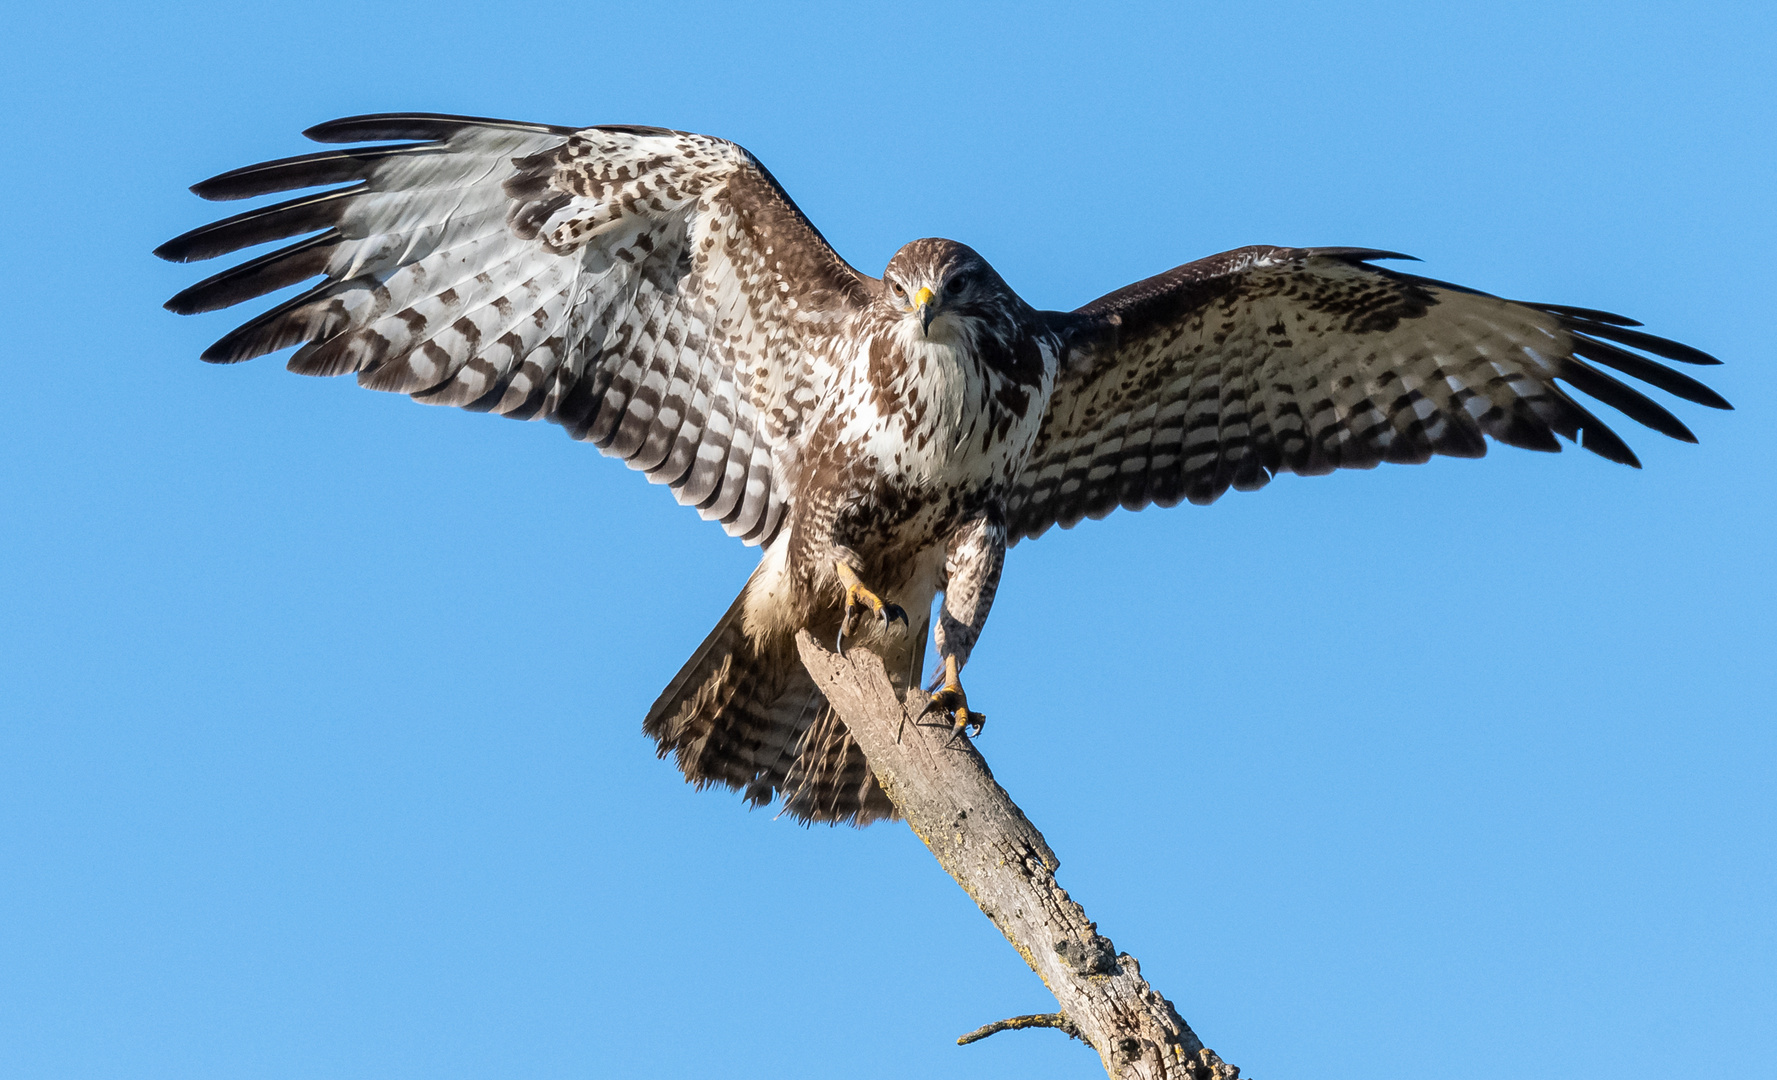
[923,652,983,742]
[834,561,908,656]
[918,510,1004,743]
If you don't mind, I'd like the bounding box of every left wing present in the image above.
[157,113,873,545]
[1007,246,1729,541]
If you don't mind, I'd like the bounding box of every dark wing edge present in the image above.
[1008,246,1729,542]
[156,114,872,546]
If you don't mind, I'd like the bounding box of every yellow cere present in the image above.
[913,286,934,309]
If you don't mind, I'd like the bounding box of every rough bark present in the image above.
[796,632,1243,1080]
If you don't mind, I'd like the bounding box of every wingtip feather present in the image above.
[1535,302,1644,328]
[198,338,251,364]
[1321,248,1420,264]
[303,112,577,144]
[1565,318,1724,367]
[1580,424,1643,467]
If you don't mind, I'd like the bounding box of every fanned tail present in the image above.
[642,578,901,826]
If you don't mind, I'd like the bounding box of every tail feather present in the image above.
[643,581,905,826]
[776,695,892,824]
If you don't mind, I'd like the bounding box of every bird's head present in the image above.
[882,238,1000,342]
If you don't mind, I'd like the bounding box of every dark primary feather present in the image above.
[197,277,356,364]
[1560,316,1723,366]
[153,187,358,264]
[164,232,342,315]
[301,112,579,143]
[189,143,441,202]
[1555,359,1695,444]
[1009,246,1729,541]
[1535,302,1644,327]
[1568,336,1731,409]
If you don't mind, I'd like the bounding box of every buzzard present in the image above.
[157,113,1729,825]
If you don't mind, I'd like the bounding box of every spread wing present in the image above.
[1007,246,1729,541]
[157,113,873,545]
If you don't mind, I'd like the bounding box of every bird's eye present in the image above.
[947,272,971,294]
[891,282,907,299]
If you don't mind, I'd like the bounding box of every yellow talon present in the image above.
[835,561,908,655]
[926,653,984,741]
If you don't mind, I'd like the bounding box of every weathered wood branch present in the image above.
[957,1011,1085,1045]
[796,632,1243,1080]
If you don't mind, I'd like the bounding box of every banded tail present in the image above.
[643,577,906,826]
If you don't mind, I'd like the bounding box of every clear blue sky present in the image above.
[3,3,1772,1078]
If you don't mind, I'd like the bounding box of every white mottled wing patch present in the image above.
[160,113,871,545]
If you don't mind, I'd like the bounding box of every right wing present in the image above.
[157,113,874,544]
[1008,247,1728,540]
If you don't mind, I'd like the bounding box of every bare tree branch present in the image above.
[796,632,1244,1080]
[957,1012,1085,1045]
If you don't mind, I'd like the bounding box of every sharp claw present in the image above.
[835,572,905,654]
[836,605,855,657]
[943,709,983,747]
[924,677,984,744]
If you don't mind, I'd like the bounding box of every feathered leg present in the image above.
[923,509,1005,738]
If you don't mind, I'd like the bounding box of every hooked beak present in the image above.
[914,286,935,335]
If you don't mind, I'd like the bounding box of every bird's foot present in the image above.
[921,654,984,744]
[835,562,908,656]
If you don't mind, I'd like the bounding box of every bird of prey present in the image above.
[157,113,1729,826]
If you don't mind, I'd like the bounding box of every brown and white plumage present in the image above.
[161,114,866,544]
[159,113,1729,825]
[1013,246,1729,538]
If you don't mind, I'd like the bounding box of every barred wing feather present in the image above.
[1009,247,1729,541]
[157,113,872,545]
